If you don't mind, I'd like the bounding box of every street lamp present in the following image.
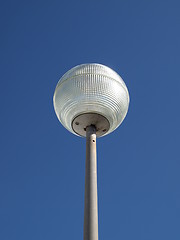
[53,63,129,240]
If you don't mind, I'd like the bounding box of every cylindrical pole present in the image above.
[84,125,98,240]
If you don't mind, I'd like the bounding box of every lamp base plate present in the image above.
[72,113,110,137]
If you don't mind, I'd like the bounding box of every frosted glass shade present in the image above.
[53,63,129,137]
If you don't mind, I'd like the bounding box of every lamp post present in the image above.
[53,63,129,240]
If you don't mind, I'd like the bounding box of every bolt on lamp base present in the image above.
[72,113,110,137]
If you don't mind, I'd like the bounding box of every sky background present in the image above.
[0,0,180,239]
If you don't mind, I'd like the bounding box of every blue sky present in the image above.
[0,0,180,239]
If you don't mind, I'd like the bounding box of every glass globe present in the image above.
[53,63,130,137]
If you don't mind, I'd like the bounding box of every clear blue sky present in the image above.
[0,0,180,239]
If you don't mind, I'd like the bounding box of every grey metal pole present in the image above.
[84,125,98,240]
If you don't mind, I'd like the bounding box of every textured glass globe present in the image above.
[53,63,130,137]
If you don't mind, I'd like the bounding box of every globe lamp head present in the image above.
[53,63,129,137]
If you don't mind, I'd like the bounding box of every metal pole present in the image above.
[84,125,98,240]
